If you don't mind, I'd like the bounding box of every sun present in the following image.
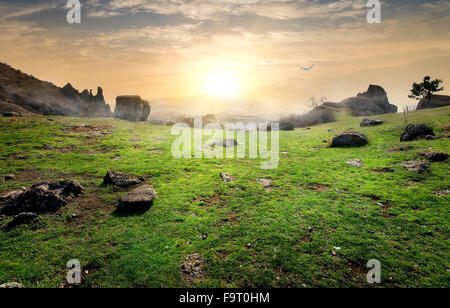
[204,74,240,97]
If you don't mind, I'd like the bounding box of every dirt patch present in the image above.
[387,144,414,153]
[59,191,115,228]
[348,262,370,288]
[63,125,114,137]
[371,167,395,173]
[181,253,206,284]
[302,183,329,192]
[194,193,227,208]
[221,210,239,225]
[299,236,313,243]
[148,148,165,154]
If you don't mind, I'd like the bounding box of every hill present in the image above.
[0,62,112,117]
[0,106,448,288]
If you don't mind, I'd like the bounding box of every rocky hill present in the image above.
[417,94,450,110]
[0,62,112,117]
[322,85,398,116]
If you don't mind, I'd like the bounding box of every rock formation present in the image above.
[322,85,398,116]
[116,185,157,212]
[416,94,450,110]
[114,96,151,122]
[360,118,383,127]
[0,62,112,117]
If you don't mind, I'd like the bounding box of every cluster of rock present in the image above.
[0,181,83,216]
[416,95,450,110]
[102,170,156,212]
[114,96,151,122]
[61,83,112,117]
[322,85,398,116]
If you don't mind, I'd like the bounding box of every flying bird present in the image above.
[300,64,315,72]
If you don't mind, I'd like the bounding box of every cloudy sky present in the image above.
[1,0,449,116]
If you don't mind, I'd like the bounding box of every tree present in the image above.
[408,76,444,102]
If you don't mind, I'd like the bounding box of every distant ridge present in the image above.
[0,62,112,117]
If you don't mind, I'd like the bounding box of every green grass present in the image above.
[0,107,449,288]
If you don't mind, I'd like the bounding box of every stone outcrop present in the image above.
[330,132,368,147]
[323,85,398,116]
[417,95,450,110]
[114,96,151,122]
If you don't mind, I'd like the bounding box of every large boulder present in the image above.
[330,132,368,147]
[417,95,450,110]
[116,185,157,212]
[114,96,151,122]
[0,181,83,216]
[323,85,397,116]
[400,124,434,141]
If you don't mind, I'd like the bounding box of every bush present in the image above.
[279,107,336,128]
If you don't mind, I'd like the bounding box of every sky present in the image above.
[1,0,449,117]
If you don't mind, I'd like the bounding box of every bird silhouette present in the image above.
[300,64,315,72]
[264,56,273,64]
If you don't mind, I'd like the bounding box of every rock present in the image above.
[116,185,157,212]
[209,139,238,147]
[418,152,449,162]
[6,212,38,230]
[0,181,83,216]
[402,160,430,173]
[330,132,368,147]
[5,174,15,181]
[256,178,272,188]
[346,159,364,168]
[322,85,397,116]
[220,173,236,183]
[0,282,25,288]
[114,96,151,122]
[103,170,142,187]
[360,118,383,127]
[400,124,434,141]
[434,190,450,196]
[279,122,294,131]
[417,94,450,110]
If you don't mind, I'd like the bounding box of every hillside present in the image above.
[0,107,449,288]
[0,62,112,117]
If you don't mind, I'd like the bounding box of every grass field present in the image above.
[0,107,449,288]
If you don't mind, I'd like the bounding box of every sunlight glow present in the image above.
[204,73,240,97]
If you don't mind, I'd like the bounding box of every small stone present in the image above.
[256,178,272,188]
[346,159,364,168]
[220,173,236,183]
[0,282,25,288]
[5,174,15,181]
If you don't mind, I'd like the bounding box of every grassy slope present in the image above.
[0,107,449,288]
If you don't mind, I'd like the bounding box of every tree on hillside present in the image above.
[408,76,444,102]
